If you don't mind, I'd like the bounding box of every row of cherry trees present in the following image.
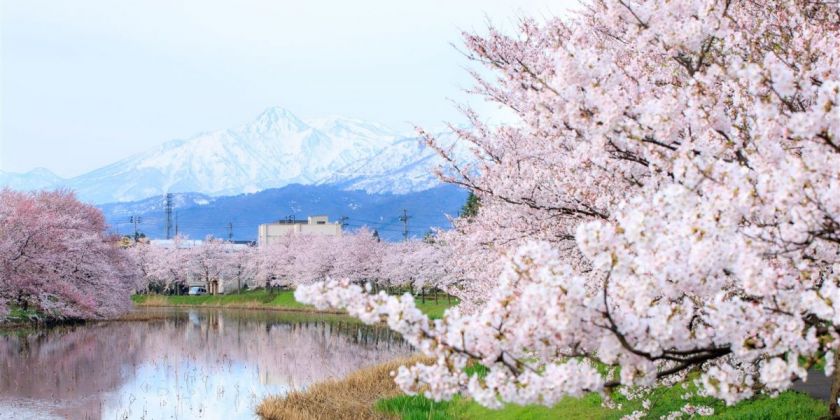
[128,229,451,296]
[295,0,840,417]
[0,189,136,320]
[0,186,451,320]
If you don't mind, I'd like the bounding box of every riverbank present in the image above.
[258,358,829,420]
[257,355,431,420]
[132,289,456,319]
[0,307,87,332]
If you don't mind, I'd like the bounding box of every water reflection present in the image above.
[0,308,410,419]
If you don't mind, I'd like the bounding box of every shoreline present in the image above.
[131,302,346,316]
[131,289,455,319]
[0,317,86,332]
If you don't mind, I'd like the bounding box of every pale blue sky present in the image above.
[0,0,570,177]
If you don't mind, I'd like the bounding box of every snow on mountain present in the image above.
[0,168,64,191]
[1,107,466,203]
[327,130,469,194]
[305,116,398,145]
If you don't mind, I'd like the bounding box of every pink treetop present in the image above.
[292,234,338,285]
[377,240,451,292]
[330,228,384,285]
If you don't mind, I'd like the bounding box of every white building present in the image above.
[258,215,342,246]
[149,239,250,251]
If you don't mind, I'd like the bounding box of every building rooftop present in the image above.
[264,215,335,225]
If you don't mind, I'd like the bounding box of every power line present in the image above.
[399,209,411,242]
[129,215,142,242]
[164,193,173,239]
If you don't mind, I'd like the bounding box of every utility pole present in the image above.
[399,209,411,242]
[164,193,173,239]
[227,222,233,242]
[174,211,179,237]
[130,215,142,242]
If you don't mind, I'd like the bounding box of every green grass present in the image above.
[132,288,457,319]
[413,297,459,319]
[7,306,43,321]
[377,381,828,420]
[0,305,82,330]
[376,361,827,419]
[2,306,61,324]
[377,395,456,420]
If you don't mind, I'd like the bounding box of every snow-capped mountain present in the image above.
[0,106,466,203]
[0,168,64,191]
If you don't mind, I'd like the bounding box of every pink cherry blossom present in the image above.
[296,0,840,415]
[0,189,136,319]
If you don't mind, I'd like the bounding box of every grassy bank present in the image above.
[0,306,87,331]
[258,356,828,420]
[378,384,827,419]
[132,288,457,319]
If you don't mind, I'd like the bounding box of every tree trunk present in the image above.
[830,349,840,418]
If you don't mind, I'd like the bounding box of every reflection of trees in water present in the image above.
[0,324,144,418]
[0,309,410,419]
[138,310,410,389]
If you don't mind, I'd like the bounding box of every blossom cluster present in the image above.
[297,0,840,414]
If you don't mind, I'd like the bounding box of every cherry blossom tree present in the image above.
[296,234,344,285]
[127,242,166,293]
[331,228,383,286]
[296,0,840,416]
[188,236,227,294]
[0,189,136,319]
[376,239,452,297]
[223,245,255,293]
[377,241,418,291]
[250,235,297,289]
[130,238,199,295]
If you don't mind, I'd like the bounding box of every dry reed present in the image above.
[256,355,431,420]
[135,295,170,306]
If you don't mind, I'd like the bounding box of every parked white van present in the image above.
[188,286,207,296]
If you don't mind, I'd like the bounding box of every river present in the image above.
[0,307,411,419]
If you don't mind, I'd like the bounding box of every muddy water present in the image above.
[0,308,410,419]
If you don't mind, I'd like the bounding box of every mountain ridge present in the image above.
[1,106,461,204]
[99,183,468,242]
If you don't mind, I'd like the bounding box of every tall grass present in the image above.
[256,355,431,420]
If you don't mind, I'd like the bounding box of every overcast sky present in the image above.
[0,0,570,177]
